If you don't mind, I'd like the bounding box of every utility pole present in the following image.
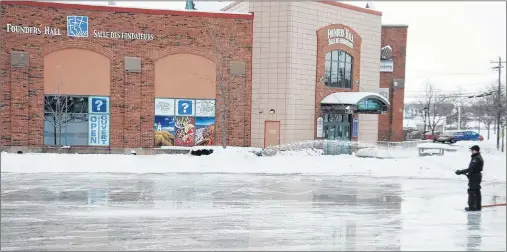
[491,56,506,151]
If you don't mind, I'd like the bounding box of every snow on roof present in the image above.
[320,92,390,105]
[381,24,409,28]
[14,1,252,17]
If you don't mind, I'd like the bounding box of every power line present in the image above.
[491,56,506,152]
[409,70,496,75]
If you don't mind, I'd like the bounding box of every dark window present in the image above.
[43,96,90,146]
[324,50,353,88]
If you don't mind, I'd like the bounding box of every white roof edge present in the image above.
[38,1,252,16]
[321,92,390,106]
[382,24,409,28]
[221,1,243,11]
[317,1,381,17]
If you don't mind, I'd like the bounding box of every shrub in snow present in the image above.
[190,149,214,156]
[259,140,325,156]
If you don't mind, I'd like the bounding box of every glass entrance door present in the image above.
[323,113,351,140]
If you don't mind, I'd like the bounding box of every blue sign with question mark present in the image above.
[177,99,193,116]
[89,96,109,114]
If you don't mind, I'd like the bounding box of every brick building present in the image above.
[378,25,408,142]
[1,0,408,152]
[0,1,253,152]
[223,1,408,147]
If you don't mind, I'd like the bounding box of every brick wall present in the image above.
[378,25,408,142]
[314,24,362,141]
[0,1,253,148]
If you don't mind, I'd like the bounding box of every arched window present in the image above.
[324,50,353,88]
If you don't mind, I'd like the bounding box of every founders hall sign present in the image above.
[5,15,155,40]
[5,23,62,36]
[328,28,355,48]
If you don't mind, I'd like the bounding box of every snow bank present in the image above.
[355,147,415,159]
[451,140,501,153]
[2,148,505,183]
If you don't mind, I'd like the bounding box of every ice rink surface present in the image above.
[1,172,506,251]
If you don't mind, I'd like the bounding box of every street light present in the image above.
[422,106,429,139]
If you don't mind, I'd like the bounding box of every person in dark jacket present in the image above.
[455,145,484,211]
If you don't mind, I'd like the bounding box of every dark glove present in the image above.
[455,170,462,175]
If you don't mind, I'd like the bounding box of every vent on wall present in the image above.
[125,56,141,72]
[230,61,246,76]
[10,51,29,67]
[393,78,405,89]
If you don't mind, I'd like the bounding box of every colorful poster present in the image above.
[155,98,175,116]
[176,99,195,116]
[175,116,195,146]
[195,117,215,146]
[195,100,216,117]
[154,116,175,146]
[89,96,110,114]
[88,114,110,146]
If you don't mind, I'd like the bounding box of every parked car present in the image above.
[436,132,459,143]
[423,131,441,140]
[454,130,484,141]
[405,129,422,140]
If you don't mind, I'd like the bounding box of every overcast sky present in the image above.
[53,1,506,102]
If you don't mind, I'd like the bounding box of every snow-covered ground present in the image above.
[1,139,505,183]
[1,136,506,250]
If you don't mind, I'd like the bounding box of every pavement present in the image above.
[1,172,505,251]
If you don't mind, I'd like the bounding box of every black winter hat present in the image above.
[469,145,480,151]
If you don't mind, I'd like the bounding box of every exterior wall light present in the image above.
[269,109,275,114]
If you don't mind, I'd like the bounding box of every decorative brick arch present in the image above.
[153,52,217,99]
[43,43,112,96]
[149,47,215,64]
[314,24,363,140]
[316,24,362,43]
[41,40,114,59]
[315,23,363,94]
[316,24,362,62]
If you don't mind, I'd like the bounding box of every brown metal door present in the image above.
[264,121,280,148]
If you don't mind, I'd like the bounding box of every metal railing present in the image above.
[376,140,431,149]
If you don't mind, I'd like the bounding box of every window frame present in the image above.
[43,95,96,147]
[324,50,354,89]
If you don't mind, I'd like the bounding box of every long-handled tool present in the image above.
[482,203,506,208]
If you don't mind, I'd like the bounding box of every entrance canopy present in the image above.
[320,92,390,114]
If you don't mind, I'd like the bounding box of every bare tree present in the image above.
[471,83,503,139]
[473,99,495,139]
[44,96,72,146]
[418,84,452,141]
[205,20,249,148]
